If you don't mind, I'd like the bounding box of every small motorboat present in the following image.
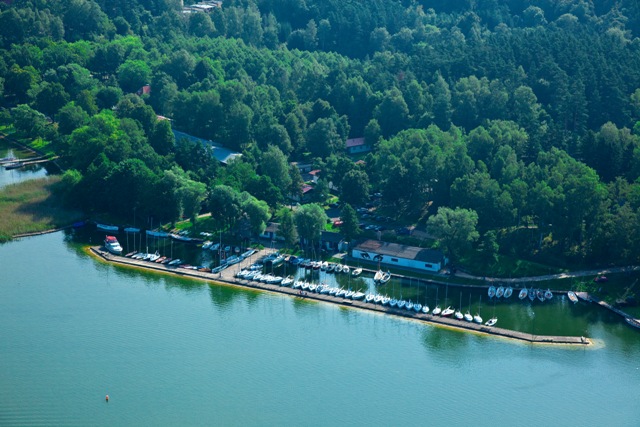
[537,289,545,303]
[432,306,442,315]
[528,287,536,302]
[496,286,505,298]
[488,286,496,298]
[374,270,384,282]
[519,288,528,300]
[567,291,578,304]
[504,287,513,298]
[351,268,362,277]
[545,289,553,300]
[380,272,391,284]
[485,317,498,327]
[103,235,123,255]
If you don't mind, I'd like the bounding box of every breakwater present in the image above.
[90,246,590,346]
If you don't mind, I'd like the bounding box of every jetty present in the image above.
[576,292,640,329]
[90,246,590,346]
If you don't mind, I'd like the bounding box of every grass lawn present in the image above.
[458,252,565,278]
[0,176,84,242]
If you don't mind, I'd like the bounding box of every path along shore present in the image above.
[89,246,590,346]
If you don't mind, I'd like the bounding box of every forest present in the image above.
[1,0,640,267]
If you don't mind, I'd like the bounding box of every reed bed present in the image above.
[0,176,84,241]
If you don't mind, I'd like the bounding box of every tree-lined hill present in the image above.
[1,0,640,266]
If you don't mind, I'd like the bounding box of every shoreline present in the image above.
[88,246,591,347]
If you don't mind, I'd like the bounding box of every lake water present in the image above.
[0,141,48,189]
[1,231,639,426]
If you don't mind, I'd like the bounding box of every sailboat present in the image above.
[432,287,441,315]
[454,292,464,320]
[464,293,473,322]
[441,285,454,316]
[473,295,483,324]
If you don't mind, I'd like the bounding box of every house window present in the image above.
[425,263,432,269]
[391,258,398,262]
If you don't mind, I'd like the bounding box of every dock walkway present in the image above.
[90,246,589,346]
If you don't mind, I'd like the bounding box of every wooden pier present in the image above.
[575,292,640,328]
[90,247,590,346]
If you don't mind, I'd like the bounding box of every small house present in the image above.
[351,240,447,273]
[346,137,371,155]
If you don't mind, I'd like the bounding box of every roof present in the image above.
[264,222,279,233]
[302,184,314,194]
[353,239,444,264]
[346,137,366,148]
[172,130,242,165]
[309,169,321,176]
[322,231,343,243]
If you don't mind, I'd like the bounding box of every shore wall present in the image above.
[89,247,590,346]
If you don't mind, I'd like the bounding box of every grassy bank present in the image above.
[0,176,84,242]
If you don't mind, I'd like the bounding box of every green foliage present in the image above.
[294,203,327,248]
[427,207,480,259]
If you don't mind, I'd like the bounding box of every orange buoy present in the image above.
[105,394,109,402]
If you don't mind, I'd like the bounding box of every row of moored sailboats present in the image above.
[234,269,499,327]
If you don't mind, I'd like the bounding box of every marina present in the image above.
[1,231,639,426]
[90,245,590,346]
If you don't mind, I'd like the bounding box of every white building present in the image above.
[351,240,447,272]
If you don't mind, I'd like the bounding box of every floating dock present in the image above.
[90,247,590,346]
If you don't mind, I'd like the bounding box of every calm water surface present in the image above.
[1,232,639,426]
[0,142,48,189]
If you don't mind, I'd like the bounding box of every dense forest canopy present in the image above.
[2,0,640,265]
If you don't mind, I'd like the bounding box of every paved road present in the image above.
[454,265,640,283]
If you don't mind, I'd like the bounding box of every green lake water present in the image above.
[1,231,639,426]
[0,142,49,189]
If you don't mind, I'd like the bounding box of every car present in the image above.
[333,220,344,227]
[594,276,608,283]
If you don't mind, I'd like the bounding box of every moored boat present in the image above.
[496,286,505,298]
[342,265,350,275]
[625,317,640,329]
[374,270,384,282]
[488,286,496,298]
[421,305,429,314]
[97,223,119,233]
[413,303,422,312]
[432,306,441,315]
[545,289,553,300]
[146,230,169,238]
[441,306,454,317]
[537,289,545,302]
[504,287,513,298]
[519,288,528,300]
[473,313,483,324]
[464,312,473,322]
[567,291,578,304]
[485,317,498,327]
[389,299,398,308]
[103,235,123,255]
[528,287,536,302]
[123,227,140,233]
[380,271,391,284]
[454,309,463,320]
[351,268,362,277]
